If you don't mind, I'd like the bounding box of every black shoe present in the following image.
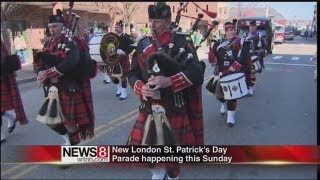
[1,138,6,143]
[103,80,110,84]
[8,120,16,133]
[116,93,121,97]
[119,96,127,100]
[227,122,234,127]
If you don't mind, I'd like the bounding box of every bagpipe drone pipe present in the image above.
[34,5,97,84]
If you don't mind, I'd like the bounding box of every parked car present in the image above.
[236,17,274,54]
[284,26,294,40]
[274,24,285,44]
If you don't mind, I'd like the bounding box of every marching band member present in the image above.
[246,20,268,95]
[36,11,95,145]
[109,20,135,100]
[1,40,29,142]
[208,21,251,127]
[127,3,204,179]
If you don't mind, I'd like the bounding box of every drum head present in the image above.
[88,33,106,63]
[220,73,245,83]
[100,32,120,65]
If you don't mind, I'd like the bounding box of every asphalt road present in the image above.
[1,36,317,179]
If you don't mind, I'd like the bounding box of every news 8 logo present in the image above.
[61,146,110,163]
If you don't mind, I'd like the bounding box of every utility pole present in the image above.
[238,2,242,18]
[265,2,269,18]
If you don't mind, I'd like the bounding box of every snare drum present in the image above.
[219,73,249,100]
[251,55,262,73]
[88,33,109,72]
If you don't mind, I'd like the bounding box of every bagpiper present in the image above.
[127,2,204,179]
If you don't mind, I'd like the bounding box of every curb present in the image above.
[17,77,37,85]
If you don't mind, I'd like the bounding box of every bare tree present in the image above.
[105,3,122,32]
[236,2,260,18]
[1,2,23,17]
[1,2,24,54]
[117,2,139,33]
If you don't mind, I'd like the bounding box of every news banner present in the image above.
[13,145,319,164]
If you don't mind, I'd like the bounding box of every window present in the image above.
[274,25,285,32]
[206,5,208,11]
[224,8,227,14]
[173,6,175,13]
[186,7,188,13]
[219,8,222,14]
[196,7,198,13]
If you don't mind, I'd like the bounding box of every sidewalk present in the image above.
[16,63,37,85]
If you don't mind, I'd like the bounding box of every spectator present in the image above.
[304,29,309,39]
[141,23,151,36]
[191,29,202,47]
[13,31,28,64]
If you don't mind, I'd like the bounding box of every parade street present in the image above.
[1,36,317,179]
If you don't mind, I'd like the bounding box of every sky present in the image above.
[231,2,317,20]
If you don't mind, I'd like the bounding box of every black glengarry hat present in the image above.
[116,20,123,27]
[48,9,64,24]
[148,2,171,19]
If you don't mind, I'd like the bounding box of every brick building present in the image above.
[1,2,228,63]
[2,2,111,64]
[130,2,219,33]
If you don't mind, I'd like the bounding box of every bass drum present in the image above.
[88,33,108,73]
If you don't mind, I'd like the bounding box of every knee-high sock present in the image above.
[3,110,16,127]
[149,166,166,180]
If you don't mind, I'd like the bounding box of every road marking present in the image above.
[3,115,138,179]
[94,109,138,132]
[1,109,138,178]
[1,164,26,176]
[265,62,316,67]
[81,115,138,145]
[272,56,283,60]
[4,75,213,178]
[9,165,40,179]
[290,57,300,61]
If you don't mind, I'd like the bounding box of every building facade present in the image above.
[1,2,227,63]
[2,2,111,63]
[130,2,219,33]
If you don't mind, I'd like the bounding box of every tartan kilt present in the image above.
[1,74,28,125]
[185,86,204,145]
[58,79,95,143]
[128,86,204,146]
[244,60,256,86]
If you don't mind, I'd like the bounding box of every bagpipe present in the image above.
[0,54,21,77]
[147,2,219,77]
[34,2,97,81]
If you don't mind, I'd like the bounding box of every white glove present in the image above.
[116,49,126,56]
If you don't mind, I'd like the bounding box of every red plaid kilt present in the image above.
[1,74,28,125]
[244,59,256,87]
[128,86,204,145]
[57,79,95,144]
